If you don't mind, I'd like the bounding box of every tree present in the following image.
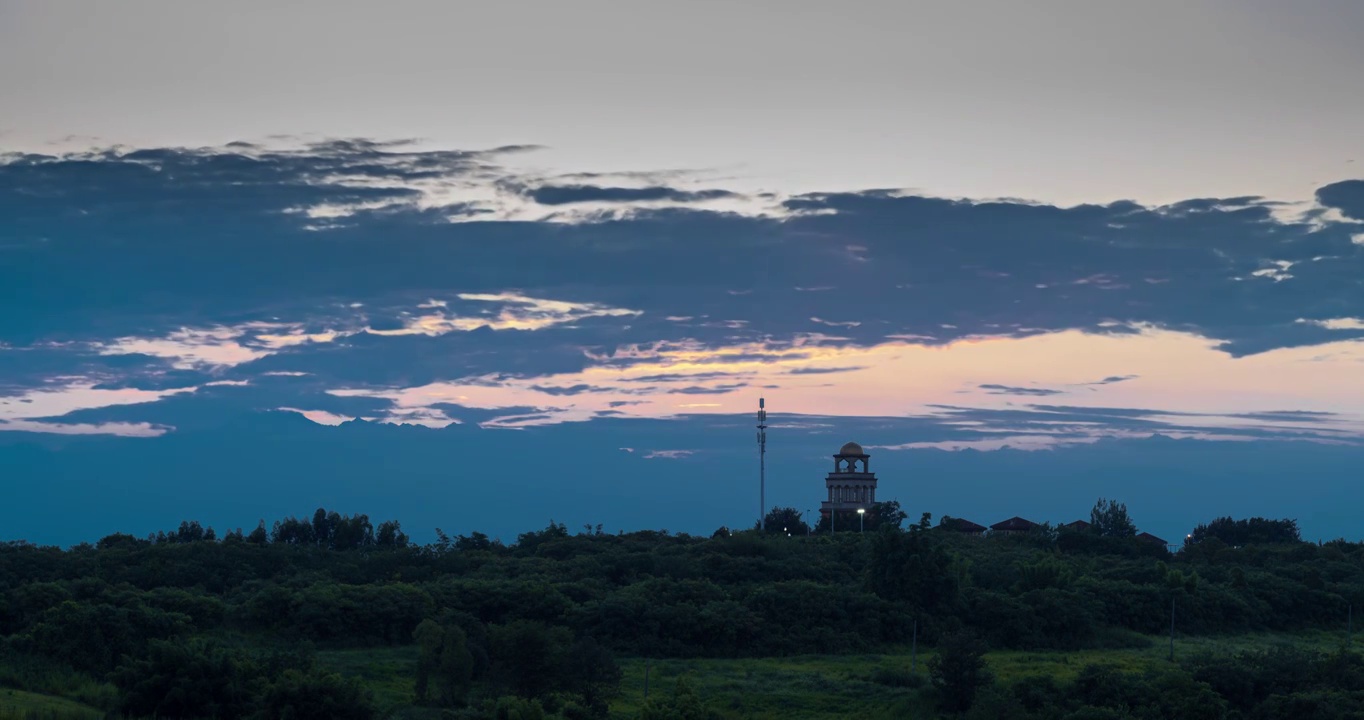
[414,619,442,703]
[437,625,475,706]
[271,516,316,545]
[376,520,410,548]
[172,520,209,543]
[928,630,993,715]
[489,620,572,699]
[1187,516,1301,547]
[332,513,375,550]
[762,506,809,535]
[564,636,622,716]
[258,668,376,720]
[866,520,960,613]
[112,639,256,719]
[457,530,496,551]
[312,507,334,546]
[414,618,475,707]
[638,679,722,720]
[1089,498,1136,538]
[869,500,908,530]
[247,520,269,545]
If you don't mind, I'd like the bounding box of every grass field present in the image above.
[313,631,1357,720]
[317,645,422,716]
[0,688,103,720]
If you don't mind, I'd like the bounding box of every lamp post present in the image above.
[858,507,866,533]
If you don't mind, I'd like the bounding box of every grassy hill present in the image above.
[0,688,103,720]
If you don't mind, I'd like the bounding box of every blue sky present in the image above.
[2,1,1363,546]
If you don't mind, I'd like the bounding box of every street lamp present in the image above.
[858,507,866,533]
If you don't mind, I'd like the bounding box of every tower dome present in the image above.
[838,441,865,456]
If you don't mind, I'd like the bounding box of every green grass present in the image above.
[317,645,421,716]
[0,688,103,720]
[315,632,1359,720]
[611,654,934,720]
[609,632,1355,720]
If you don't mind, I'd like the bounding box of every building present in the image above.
[1136,531,1168,545]
[819,441,878,527]
[940,517,987,536]
[1062,520,1091,532]
[990,516,1040,535]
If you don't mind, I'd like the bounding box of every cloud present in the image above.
[7,141,1364,365]
[978,384,1065,397]
[1088,375,1139,385]
[666,384,749,395]
[5,140,1364,442]
[786,366,869,375]
[0,419,168,437]
[1296,317,1364,331]
[1316,180,1364,221]
[526,184,738,206]
[642,449,696,460]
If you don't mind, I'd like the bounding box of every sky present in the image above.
[2,1,1364,546]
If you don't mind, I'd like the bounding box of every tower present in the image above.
[819,441,877,528]
[756,397,767,527]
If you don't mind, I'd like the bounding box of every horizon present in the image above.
[4,409,1357,549]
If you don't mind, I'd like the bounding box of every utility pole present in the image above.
[911,619,919,674]
[757,397,767,531]
[1168,596,1176,662]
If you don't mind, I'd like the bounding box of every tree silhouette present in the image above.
[762,506,810,535]
[1089,498,1137,538]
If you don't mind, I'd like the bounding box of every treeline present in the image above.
[1,501,1362,718]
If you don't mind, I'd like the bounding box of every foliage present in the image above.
[414,619,474,707]
[1088,499,1137,539]
[761,507,809,536]
[636,679,721,720]
[928,630,993,714]
[1187,516,1302,547]
[0,504,1360,717]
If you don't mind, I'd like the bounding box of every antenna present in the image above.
[757,397,767,529]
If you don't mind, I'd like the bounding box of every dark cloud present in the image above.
[428,403,543,426]
[978,384,1065,397]
[629,371,753,383]
[1089,375,1139,385]
[1233,410,1342,422]
[0,347,198,396]
[1316,180,1364,221]
[528,384,618,396]
[28,377,394,432]
[527,184,739,205]
[667,383,749,395]
[913,403,1356,445]
[4,140,1364,421]
[241,326,601,387]
[786,366,869,375]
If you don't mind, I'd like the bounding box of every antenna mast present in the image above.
[757,397,767,529]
